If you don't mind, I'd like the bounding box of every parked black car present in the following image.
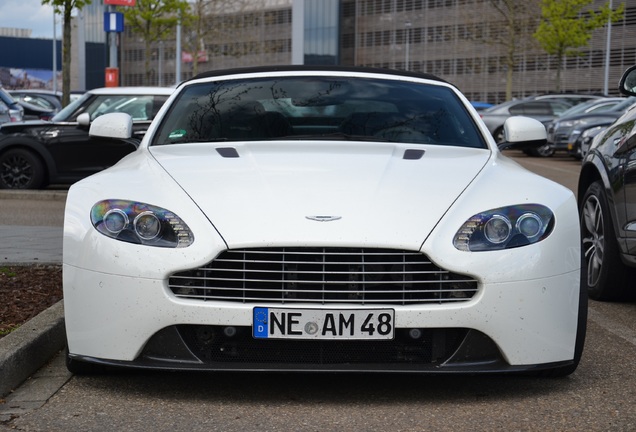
[0,87,172,189]
[546,97,636,158]
[578,66,636,300]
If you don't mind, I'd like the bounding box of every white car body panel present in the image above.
[64,146,579,364]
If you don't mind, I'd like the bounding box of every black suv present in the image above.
[578,66,636,300]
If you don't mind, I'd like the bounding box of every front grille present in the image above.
[168,248,478,305]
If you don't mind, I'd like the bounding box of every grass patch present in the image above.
[0,267,17,277]
[0,324,20,336]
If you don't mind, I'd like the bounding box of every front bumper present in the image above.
[64,264,580,372]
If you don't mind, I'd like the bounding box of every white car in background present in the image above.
[63,66,585,377]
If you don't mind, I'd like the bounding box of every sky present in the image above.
[0,0,59,40]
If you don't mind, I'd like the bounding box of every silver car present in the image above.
[0,100,11,125]
[480,97,573,144]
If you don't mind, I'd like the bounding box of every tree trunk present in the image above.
[555,51,563,93]
[62,3,73,107]
[144,21,152,85]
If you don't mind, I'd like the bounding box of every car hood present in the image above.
[149,142,491,250]
[0,120,51,134]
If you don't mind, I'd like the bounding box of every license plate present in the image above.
[253,307,394,340]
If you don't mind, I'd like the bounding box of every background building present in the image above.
[118,0,635,102]
[1,0,634,103]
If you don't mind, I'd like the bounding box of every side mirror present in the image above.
[77,112,91,127]
[497,116,547,151]
[89,112,133,139]
[619,65,636,97]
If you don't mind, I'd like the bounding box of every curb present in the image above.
[0,301,66,398]
[0,190,67,202]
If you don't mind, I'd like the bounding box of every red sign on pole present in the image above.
[103,0,136,6]
[105,67,119,87]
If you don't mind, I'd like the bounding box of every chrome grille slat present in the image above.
[176,268,444,275]
[170,294,473,303]
[169,284,477,294]
[171,277,471,285]
[168,247,479,305]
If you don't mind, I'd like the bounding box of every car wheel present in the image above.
[580,181,634,301]
[527,144,555,157]
[493,127,505,143]
[0,148,45,189]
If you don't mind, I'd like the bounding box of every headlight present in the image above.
[579,125,606,142]
[453,204,554,252]
[91,200,194,248]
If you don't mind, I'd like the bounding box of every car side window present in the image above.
[514,101,551,116]
[549,102,570,116]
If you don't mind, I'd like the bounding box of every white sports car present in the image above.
[63,66,586,376]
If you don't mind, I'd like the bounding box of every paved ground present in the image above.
[0,189,66,411]
[0,225,62,265]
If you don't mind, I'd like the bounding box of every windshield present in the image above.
[610,96,636,112]
[52,93,168,123]
[51,93,90,122]
[152,76,486,148]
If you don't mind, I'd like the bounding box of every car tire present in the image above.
[527,144,555,157]
[0,148,45,189]
[493,126,505,143]
[580,181,635,301]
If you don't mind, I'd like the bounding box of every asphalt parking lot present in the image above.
[1,152,635,431]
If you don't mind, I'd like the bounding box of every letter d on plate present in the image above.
[253,307,269,338]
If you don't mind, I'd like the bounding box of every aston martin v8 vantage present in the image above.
[63,66,585,376]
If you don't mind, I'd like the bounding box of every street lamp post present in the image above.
[404,21,412,71]
[52,9,57,93]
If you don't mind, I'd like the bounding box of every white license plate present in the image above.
[253,307,394,340]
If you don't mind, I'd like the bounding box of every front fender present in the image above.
[579,151,626,253]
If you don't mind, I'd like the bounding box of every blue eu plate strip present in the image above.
[253,307,269,338]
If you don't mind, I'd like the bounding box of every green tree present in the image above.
[42,0,92,106]
[123,0,189,85]
[534,0,624,92]
[180,0,250,78]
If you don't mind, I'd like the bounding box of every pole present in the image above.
[176,13,182,85]
[405,21,411,71]
[77,9,86,92]
[53,9,57,93]
[158,41,164,87]
[109,6,118,69]
[603,0,612,95]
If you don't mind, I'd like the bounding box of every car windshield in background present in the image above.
[52,93,168,123]
[153,76,486,149]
